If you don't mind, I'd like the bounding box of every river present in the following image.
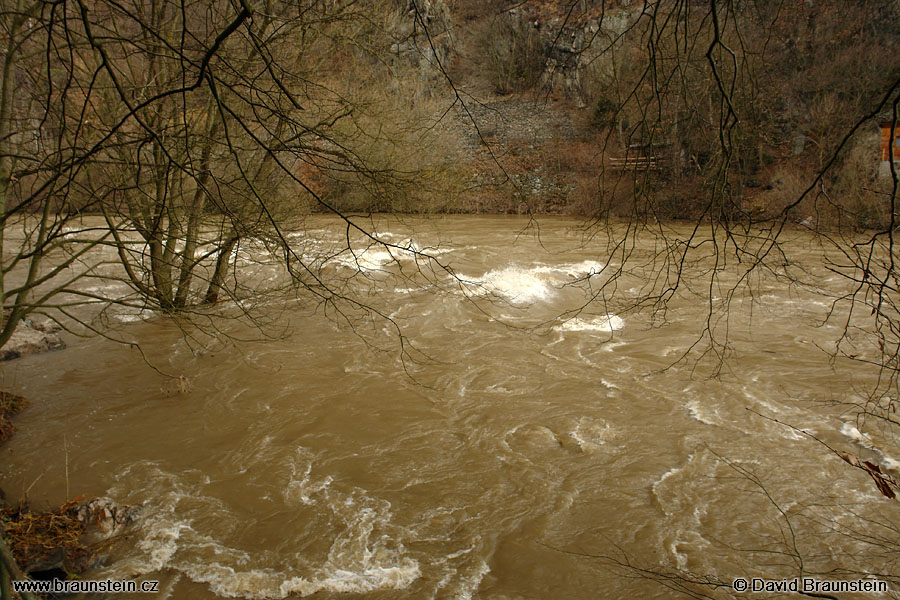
[0,215,896,599]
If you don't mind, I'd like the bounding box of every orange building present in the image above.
[880,121,900,161]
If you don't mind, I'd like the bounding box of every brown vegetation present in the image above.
[0,398,96,593]
[0,393,26,444]
[0,499,95,580]
[442,0,899,225]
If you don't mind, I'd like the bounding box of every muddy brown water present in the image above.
[0,216,895,599]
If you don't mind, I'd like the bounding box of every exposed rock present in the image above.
[30,319,62,335]
[0,320,65,361]
[456,98,582,149]
[390,0,455,83]
[74,497,142,537]
[499,3,641,104]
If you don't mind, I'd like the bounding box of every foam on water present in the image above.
[475,266,556,303]
[569,417,614,453]
[557,259,605,278]
[178,558,420,599]
[105,458,420,599]
[651,466,682,514]
[554,315,624,333]
[841,422,873,446]
[332,248,397,271]
[155,573,182,599]
[600,378,619,389]
[599,341,627,352]
[778,427,811,441]
[325,234,453,273]
[112,308,157,323]
[81,283,132,297]
[685,398,720,425]
[441,559,490,600]
[840,422,900,475]
[502,423,566,455]
[283,449,333,505]
[460,260,610,306]
[652,451,716,569]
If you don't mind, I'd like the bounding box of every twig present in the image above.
[747,408,900,500]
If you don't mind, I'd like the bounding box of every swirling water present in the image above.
[0,216,895,599]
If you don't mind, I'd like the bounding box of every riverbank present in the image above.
[0,393,143,594]
[1,392,86,590]
[300,88,890,229]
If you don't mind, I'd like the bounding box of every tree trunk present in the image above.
[174,103,220,308]
[204,235,239,305]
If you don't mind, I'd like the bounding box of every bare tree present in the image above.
[0,0,461,353]
[538,1,900,383]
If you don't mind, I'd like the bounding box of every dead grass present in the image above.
[1,497,99,577]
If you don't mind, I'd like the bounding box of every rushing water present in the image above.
[1,216,897,599]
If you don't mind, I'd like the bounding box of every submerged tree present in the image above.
[0,0,461,350]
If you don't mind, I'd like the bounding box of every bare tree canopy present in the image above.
[0,0,465,353]
[539,0,900,394]
[2,0,899,405]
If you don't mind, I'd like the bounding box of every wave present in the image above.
[475,266,557,302]
[554,315,624,333]
[461,261,608,305]
[103,458,420,599]
[651,451,716,569]
[557,259,605,278]
[685,398,720,426]
[569,417,615,453]
[331,248,397,271]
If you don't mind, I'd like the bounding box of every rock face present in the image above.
[391,0,454,82]
[538,10,637,105]
[476,3,639,105]
[0,320,65,361]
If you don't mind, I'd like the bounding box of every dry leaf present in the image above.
[839,451,897,500]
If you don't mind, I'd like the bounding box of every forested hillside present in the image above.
[429,0,900,226]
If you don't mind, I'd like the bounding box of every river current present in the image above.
[0,216,896,599]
